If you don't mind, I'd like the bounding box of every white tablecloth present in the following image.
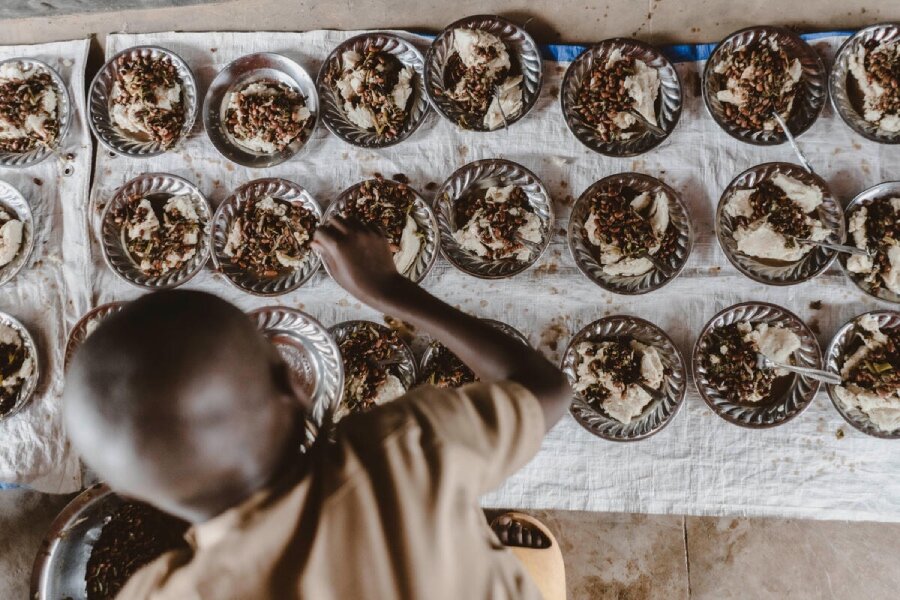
[8,29,898,520]
[0,39,92,493]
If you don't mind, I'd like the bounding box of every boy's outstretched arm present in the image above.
[312,216,573,432]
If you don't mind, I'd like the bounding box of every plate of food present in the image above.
[251,306,344,429]
[830,23,900,144]
[702,26,826,145]
[213,178,322,296]
[0,311,39,422]
[839,181,900,303]
[562,315,686,441]
[560,38,683,156]
[204,52,318,168]
[64,302,129,371]
[693,301,822,428]
[0,57,70,167]
[425,14,542,131]
[568,172,692,294]
[435,158,553,278]
[716,162,844,285]
[418,318,528,388]
[317,33,430,147]
[826,310,900,439]
[326,176,438,283]
[0,181,34,287]
[328,320,416,424]
[89,46,197,157]
[30,484,191,600]
[100,173,212,289]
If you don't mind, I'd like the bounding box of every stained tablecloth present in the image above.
[7,29,899,520]
[0,39,92,493]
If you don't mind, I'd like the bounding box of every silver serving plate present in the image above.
[435,158,554,279]
[204,52,318,168]
[324,179,439,284]
[830,23,900,144]
[64,301,128,371]
[0,58,71,168]
[418,318,529,384]
[213,178,323,296]
[692,301,821,428]
[0,180,35,287]
[329,319,417,420]
[251,307,344,427]
[100,173,212,290]
[568,172,693,294]
[716,162,843,285]
[825,310,900,439]
[316,33,430,148]
[702,26,826,145]
[561,315,686,441]
[424,14,543,131]
[560,38,683,156]
[838,181,900,304]
[0,311,40,422]
[89,46,198,157]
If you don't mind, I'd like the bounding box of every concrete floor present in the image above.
[4,489,899,599]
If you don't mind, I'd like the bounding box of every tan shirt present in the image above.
[119,381,546,600]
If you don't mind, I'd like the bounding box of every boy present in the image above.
[64,217,571,599]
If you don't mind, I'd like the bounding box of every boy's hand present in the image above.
[312,216,407,305]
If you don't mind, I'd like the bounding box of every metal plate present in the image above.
[435,158,554,279]
[830,24,900,144]
[212,178,323,296]
[702,26,827,146]
[424,14,543,132]
[64,302,128,371]
[203,52,319,168]
[250,307,344,427]
[560,38,683,156]
[30,484,120,600]
[329,319,416,420]
[0,311,40,422]
[692,301,822,428]
[99,172,212,290]
[0,180,34,287]
[561,315,687,442]
[825,310,900,439]
[88,46,198,158]
[716,162,843,286]
[418,318,529,383]
[838,181,900,304]
[0,58,71,168]
[324,179,439,284]
[316,33,430,148]
[568,172,693,294]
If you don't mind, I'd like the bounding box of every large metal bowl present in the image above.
[204,52,319,168]
[562,315,687,442]
[568,172,693,294]
[212,178,323,296]
[316,32,430,148]
[716,162,844,286]
[825,310,900,439]
[830,23,900,144]
[702,26,827,145]
[0,311,39,422]
[89,46,198,157]
[435,158,554,279]
[0,180,35,287]
[560,38,683,156]
[692,301,821,428]
[424,14,543,131]
[99,173,212,290]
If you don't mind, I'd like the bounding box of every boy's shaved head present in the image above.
[64,291,303,523]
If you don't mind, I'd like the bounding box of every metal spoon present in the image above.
[627,109,667,138]
[637,381,665,401]
[635,250,676,278]
[492,84,510,132]
[755,353,843,385]
[771,111,814,174]
[797,238,872,257]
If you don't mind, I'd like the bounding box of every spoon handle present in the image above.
[798,239,871,257]
[762,357,843,385]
